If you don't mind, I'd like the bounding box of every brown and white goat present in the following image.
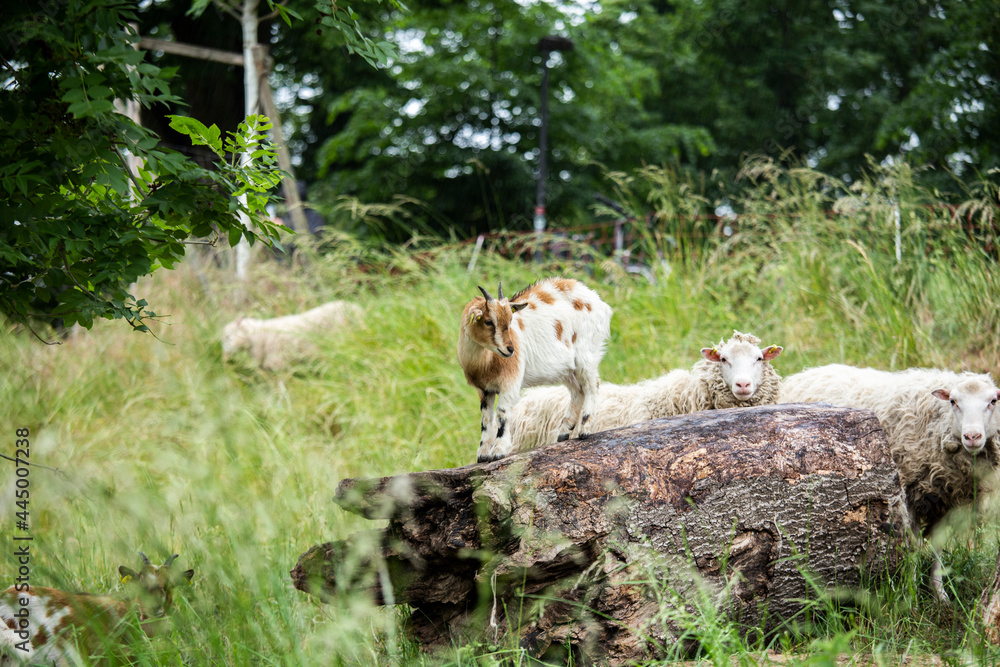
[1,553,194,666]
[458,278,613,462]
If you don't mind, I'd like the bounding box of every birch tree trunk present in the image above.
[292,405,909,664]
[234,0,259,280]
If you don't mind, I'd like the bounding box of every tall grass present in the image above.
[1,160,999,665]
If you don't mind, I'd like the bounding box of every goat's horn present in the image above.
[139,552,151,566]
[477,285,494,302]
[497,281,505,301]
[163,554,179,567]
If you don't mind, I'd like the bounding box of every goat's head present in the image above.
[932,376,1000,454]
[465,282,529,358]
[701,331,783,401]
[118,553,194,620]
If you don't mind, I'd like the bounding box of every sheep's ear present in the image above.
[119,566,138,583]
[761,345,783,360]
[932,389,951,401]
[701,347,722,362]
[510,302,529,313]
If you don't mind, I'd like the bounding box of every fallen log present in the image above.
[292,404,909,664]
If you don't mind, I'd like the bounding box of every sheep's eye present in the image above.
[756,357,763,363]
[991,399,997,406]
[950,399,956,406]
[720,357,728,364]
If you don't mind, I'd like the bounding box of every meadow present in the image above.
[2,159,1000,665]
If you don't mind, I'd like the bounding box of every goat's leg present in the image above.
[476,390,497,463]
[557,376,585,442]
[575,367,601,439]
[478,390,519,461]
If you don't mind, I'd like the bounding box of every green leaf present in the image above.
[89,85,114,99]
[168,115,223,156]
[67,100,93,118]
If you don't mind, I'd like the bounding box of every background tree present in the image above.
[275,0,713,239]
[641,0,998,187]
[272,0,998,237]
[0,0,282,334]
[138,0,247,167]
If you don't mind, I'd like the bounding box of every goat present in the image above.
[1,553,194,666]
[457,278,612,462]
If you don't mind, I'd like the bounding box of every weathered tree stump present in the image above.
[292,404,909,664]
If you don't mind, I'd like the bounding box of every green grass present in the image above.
[2,160,1000,665]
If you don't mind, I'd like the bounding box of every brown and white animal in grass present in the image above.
[0,553,194,666]
[779,365,1000,603]
[458,278,613,462]
[508,330,783,452]
[222,300,362,371]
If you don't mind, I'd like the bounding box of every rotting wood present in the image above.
[292,404,909,664]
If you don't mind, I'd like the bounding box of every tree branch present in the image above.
[260,0,290,22]
[213,0,242,23]
[1,453,67,477]
[23,320,63,346]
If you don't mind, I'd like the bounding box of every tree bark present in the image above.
[292,405,909,664]
[234,0,260,281]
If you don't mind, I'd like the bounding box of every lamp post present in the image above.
[534,35,574,262]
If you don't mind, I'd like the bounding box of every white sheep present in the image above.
[458,278,613,463]
[779,364,1000,602]
[221,300,362,371]
[1,553,193,666]
[507,330,783,452]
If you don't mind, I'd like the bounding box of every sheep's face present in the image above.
[118,554,194,621]
[465,283,528,358]
[932,377,1000,454]
[221,318,251,360]
[702,339,783,401]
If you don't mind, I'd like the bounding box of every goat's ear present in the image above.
[467,307,483,325]
[761,345,783,360]
[932,389,951,401]
[701,347,722,362]
[182,569,194,583]
[510,302,529,313]
[119,566,138,583]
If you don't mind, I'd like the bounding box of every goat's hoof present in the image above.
[578,432,590,440]
[556,433,570,442]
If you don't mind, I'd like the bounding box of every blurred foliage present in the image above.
[256,0,715,239]
[131,0,1000,240]
[0,1,283,334]
[264,0,999,239]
